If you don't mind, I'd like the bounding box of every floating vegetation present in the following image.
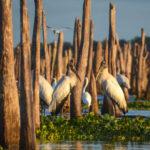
[36,113,150,143]
[128,101,150,110]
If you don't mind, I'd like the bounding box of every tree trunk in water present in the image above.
[31,0,42,129]
[15,46,21,83]
[64,50,68,74]
[0,1,20,149]
[70,0,91,119]
[104,38,108,66]
[77,19,82,64]
[93,42,103,94]
[131,43,139,94]
[42,9,50,83]
[68,48,73,62]
[86,20,94,82]
[56,32,63,82]
[48,44,52,79]
[137,28,145,99]
[20,1,36,149]
[102,2,121,116]
[73,17,78,65]
[89,71,99,116]
[51,41,57,79]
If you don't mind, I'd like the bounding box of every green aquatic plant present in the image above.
[36,113,150,143]
[128,101,150,110]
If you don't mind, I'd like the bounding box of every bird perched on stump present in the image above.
[49,60,81,115]
[96,61,128,115]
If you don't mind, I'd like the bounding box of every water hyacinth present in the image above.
[36,113,150,142]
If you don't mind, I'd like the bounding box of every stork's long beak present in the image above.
[72,66,81,81]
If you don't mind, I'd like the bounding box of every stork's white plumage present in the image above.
[49,60,80,114]
[82,77,91,107]
[96,61,128,115]
[117,74,130,89]
[39,75,53,105]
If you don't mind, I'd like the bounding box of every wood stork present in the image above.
[39,75,54,106]
[82,77,91,108]
[48,60,81,115]
[47,25,73,35]
[117,73,130,89]
[96,61,128,115]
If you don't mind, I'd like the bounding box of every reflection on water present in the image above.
[38,141,150,150]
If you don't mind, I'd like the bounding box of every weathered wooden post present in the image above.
[31,0,42,129]
[0,0,20,148]
[70,0,91,119]
[56,31,63,82]
[42,9,50,83]
[20,0,36,149]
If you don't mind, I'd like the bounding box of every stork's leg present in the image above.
[60,108,63,117]
[112,101,116,117]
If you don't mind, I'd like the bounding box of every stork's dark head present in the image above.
[67,60,81,81]
[95,60,107,80]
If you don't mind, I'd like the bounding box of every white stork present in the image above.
[82,77,91,108]
[96,61,128,115]
[48,60,81,115]
[39,75,54,106]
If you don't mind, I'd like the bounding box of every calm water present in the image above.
[38,141,150,150]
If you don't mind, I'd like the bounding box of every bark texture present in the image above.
[70,0,91,119]
[32,0,42,129]
[20,0,36,149]
[0,1,20,149]
[42,9,50,83]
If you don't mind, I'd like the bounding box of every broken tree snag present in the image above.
[15,46,21,83]
[73,17,78,65]
[68,48,73,62]
[108,2,116,74]
[48,44,52,79]
[103,2,121,117]
[86,20,94,82]
[104,38,108,66]
[32,0,42,129]
[89,71,99,116]
[42,9,50,83]
[131,43,138,94]
[70,0,91,119]
[137,28,145,99]
[20,0,36,149]
[0,0,20,149]
[56,31,64,82]
[51,40,57,79]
